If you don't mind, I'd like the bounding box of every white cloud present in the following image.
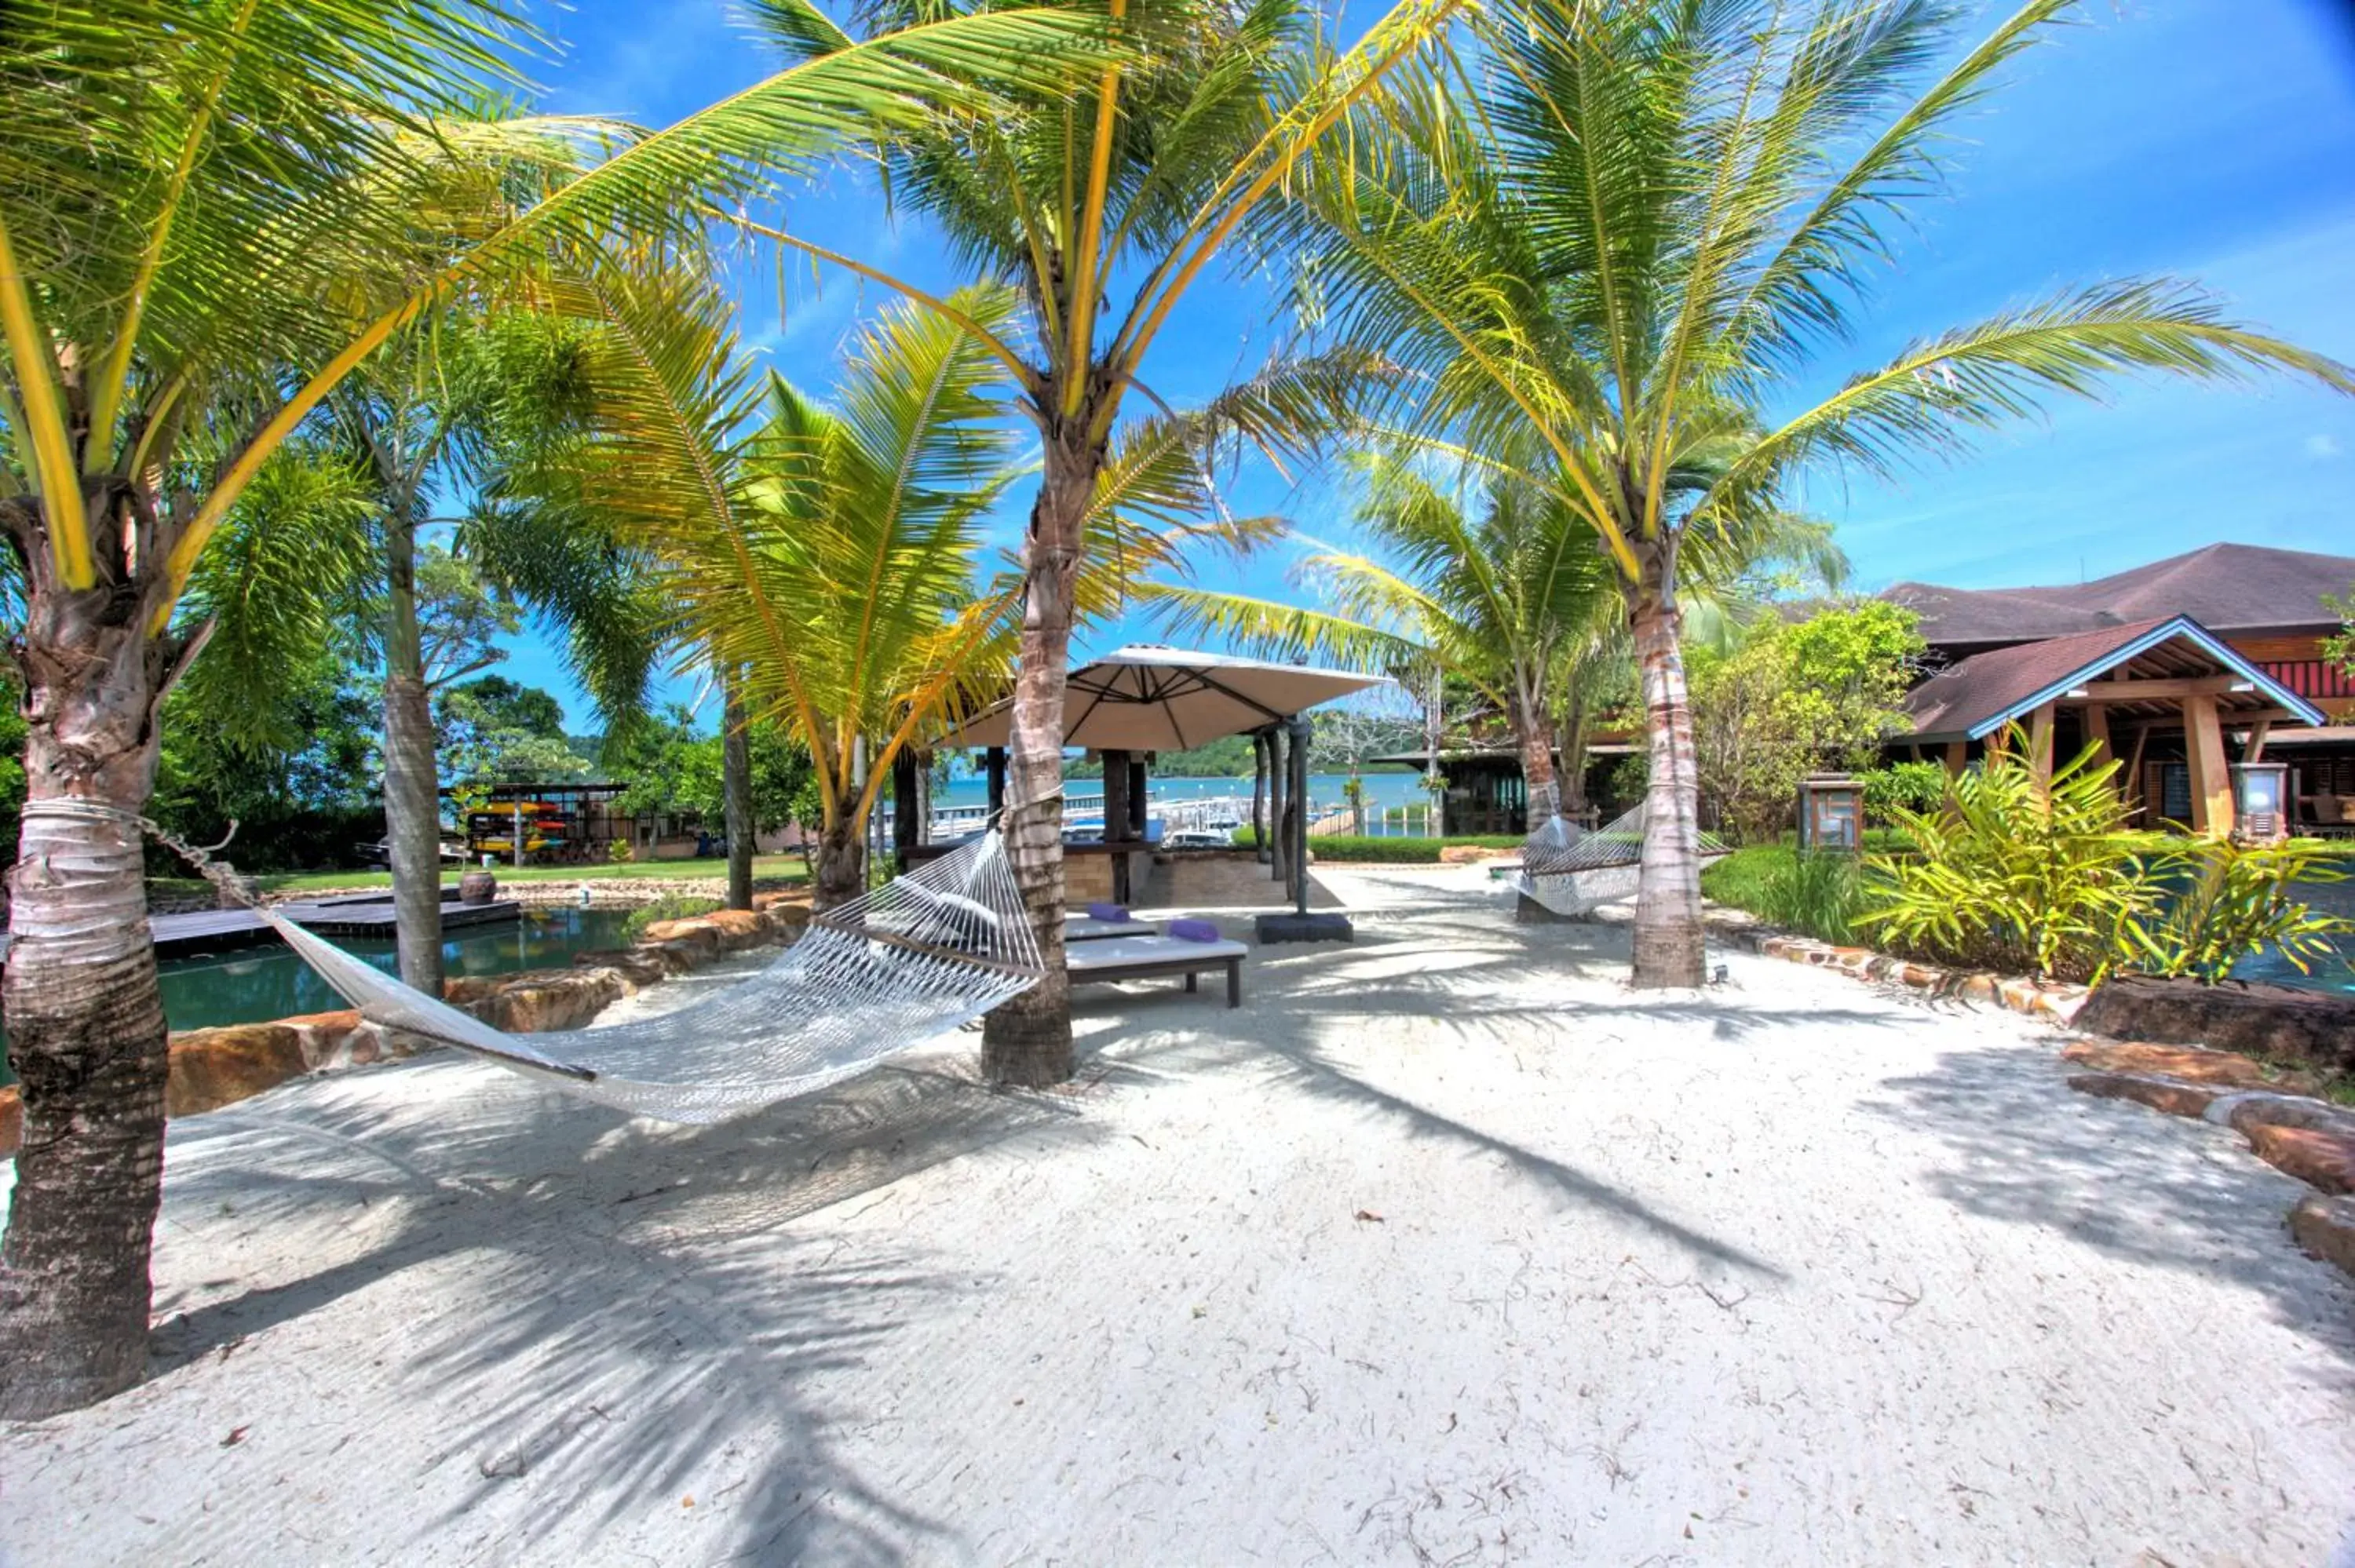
[2305,433,2343,459]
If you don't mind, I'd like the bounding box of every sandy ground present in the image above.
[5,866,2353,1566]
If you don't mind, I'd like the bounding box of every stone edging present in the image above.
[0,892,812,1157]
[1703,907,2090,1023]
[1700,905,2355,1284]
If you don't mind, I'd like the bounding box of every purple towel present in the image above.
[1168,918,1221,943]
[1086,903,1129,922]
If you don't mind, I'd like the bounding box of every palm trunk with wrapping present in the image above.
[982,418,1097,1088]
[0,586,175,1420]
[1627,547,1706,988]
[812,816,864,913]
[722,682,754,911]
[381,512,443,994]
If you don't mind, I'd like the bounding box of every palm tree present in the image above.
[1152,454,1619,828]
[546,266,1028,910]
[0,0,1137,1419]
[1287,0,2355,987]
[311,310,669,995]
[747,0,1459,1086]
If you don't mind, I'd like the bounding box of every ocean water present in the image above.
[935,771,1441,816]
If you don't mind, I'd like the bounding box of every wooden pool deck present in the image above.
[0,892,522,963]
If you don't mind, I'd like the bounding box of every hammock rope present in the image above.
[1515,802,1729,917]
[24,800,1045,1123]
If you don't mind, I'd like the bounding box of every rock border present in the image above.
[0,892,810,1158]
[1704,907,2090,1023]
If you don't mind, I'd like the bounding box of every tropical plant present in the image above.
[1856,735,2169,982]
[749,0,1459,1085]
[0,0,1125,1418]
[1286,0,2355,986]
[2129,837,2352,985]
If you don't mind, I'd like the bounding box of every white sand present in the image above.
[5,866,2353,1565]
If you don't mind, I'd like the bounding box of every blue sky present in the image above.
[497,0,2355,728]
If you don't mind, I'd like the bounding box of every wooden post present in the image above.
[1266,725,1290,885]
[2183,694,2234,837]
[891,746,920,871]
[1287,713,1313,914]
[2028,702,2055,793]
[2082,703,2112,768]
[1101,749,1131,904]
[985,746,1007,824]
[1251,731,1271,864]
[1128,757,1148,839]
[1942,740,1967,776]
[2247,719,2271,763]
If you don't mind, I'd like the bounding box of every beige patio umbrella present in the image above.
[935,645,1387,751]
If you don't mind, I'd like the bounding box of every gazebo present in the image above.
[1900,614,2325,836]
[922,647,1386,930]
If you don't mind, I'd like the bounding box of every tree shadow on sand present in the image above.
[137,1058,1105,1563]
[1855,1041,2355,1374]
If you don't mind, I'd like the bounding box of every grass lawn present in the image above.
[150,853,813,899]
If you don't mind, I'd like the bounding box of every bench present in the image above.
[1066,935,1247,1008]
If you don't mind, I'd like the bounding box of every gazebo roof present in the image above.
[1902,614,2325,743]
[936,646,1386,751]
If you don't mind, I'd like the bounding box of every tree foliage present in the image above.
[1688,603,1922,842]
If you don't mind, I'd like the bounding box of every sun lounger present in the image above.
[1066,933,1247,1008]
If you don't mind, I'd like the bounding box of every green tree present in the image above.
[0,0,1122,1417]
[1689,605,1920,843]
[1291,0,2355,986]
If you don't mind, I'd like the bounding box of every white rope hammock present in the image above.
[1515,802,1729,918]
[27,803,1044,1124]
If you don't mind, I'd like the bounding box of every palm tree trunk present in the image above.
[981,420,1097,1088]
[1560,689,1591,822]
[1627,547,1707,989]
[721,680,754,911]
[0,591,174,1420]
[382,509,444,994]
[812,815,864,913]
[1511,685,1561,827]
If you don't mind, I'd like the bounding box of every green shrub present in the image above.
[1762,849,1862,944]
[1854,735,2164,983]
[1700,844,1860,943]
[623,893,721,941]
[1860,761,1946,819]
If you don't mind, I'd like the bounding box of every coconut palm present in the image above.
[1152,454,1620,826]
[0,0,1136,1419]
[1287,0,2355,986]
[747,0,1459,1086]
[548,267,1028,909]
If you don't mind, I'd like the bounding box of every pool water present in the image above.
[0,906,644,1086]
[2230,874,2355,995]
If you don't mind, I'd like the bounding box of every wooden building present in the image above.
[1885,543,2353,835]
